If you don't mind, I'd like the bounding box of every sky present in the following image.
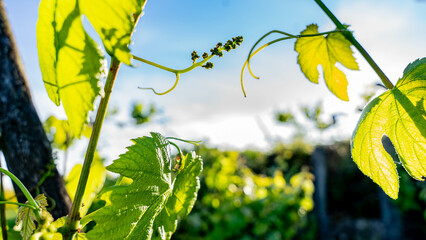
[2,0,426,171]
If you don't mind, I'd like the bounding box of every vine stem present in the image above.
[0,168,39,212]
[65,58,121,234]
[313,0,394,89]
[0,201,36,209]
[0,166,7,240]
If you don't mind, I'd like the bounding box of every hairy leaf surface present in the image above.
[86,133,202,240]
[351,58,426,199]
[295,24,359,101]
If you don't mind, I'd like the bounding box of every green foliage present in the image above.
[276,102,339,141]
[301,103,338,131]
[295,24,359,101]
[37,0,146,137]
[276,112,295,124]
[131,103,157,125]
[85,133,202,240]
[176,146,315,240]
[351,58,426,199]
[44,116,92,150]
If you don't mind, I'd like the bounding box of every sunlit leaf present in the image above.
[295,24,359,101]
[85,133,202,240]
[351,58,426,199]
[37,0,105,137]
[37,0,146,137]
[66,153,106,217]
[79,0,146,65]
[44,116,92,150]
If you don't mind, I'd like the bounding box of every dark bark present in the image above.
[0,0,71,218]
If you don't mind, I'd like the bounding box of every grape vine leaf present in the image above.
[37,0,104,138]
[16,194,48,240]
[79,0,146,65]
[351,58,426,199]
[85,132,202,240]
[295,24,359,101]
[37,0,146,137]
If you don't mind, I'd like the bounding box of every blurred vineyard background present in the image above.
[2,100,426,239]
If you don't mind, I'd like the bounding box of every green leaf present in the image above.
[37,0,146,137]
[152,152,202,239]
[295,24,359,101]
[16,194,48,240]
[44,116,92,150]
[66,153,106,217]
[37,0,104,137]
[351,58,426,199]
[79,0,146,65]
[44,116,73,150]
[16,205,36,240]
[86,133,202,240]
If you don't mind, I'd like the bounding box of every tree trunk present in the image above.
[0,0,71,219]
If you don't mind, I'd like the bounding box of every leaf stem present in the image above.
[65,58,121,234]
[0,168,39,211]
[166,137,202,146]
[0,201,36,210]
[313,0,394,89]
[0,168,7,240]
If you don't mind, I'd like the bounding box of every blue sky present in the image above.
[2,0,426,170]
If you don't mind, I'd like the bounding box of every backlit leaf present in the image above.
[37,0,104,137]
[79,0,146,65]
[351,58,426,199]
[44,116,74,150]
[37,0,146,137]
[85,133,202,240]
[44,116,92,150]
[295,24,359,101]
